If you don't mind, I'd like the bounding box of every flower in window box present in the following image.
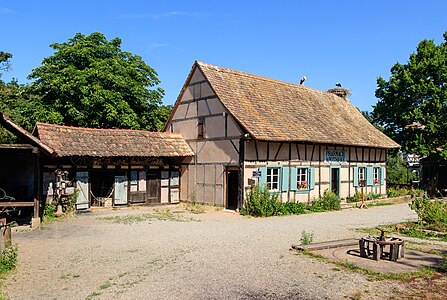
[374,179,381,184]
[298,181,308,190]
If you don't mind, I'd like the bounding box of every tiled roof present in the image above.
[0,113,55,155]
[35,123,194,157]
[192,61,399,149]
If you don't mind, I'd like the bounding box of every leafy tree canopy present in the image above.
[0,51,12,76]
[373,32,447,158]
[28,32,168,130]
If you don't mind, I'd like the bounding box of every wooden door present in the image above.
[226,169,239,210]
[75,171,89,209]
[114,176,128,205]
[146,170,160,203]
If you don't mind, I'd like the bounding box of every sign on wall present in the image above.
[324,150,346,162]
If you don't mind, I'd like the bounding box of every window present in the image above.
[197,117,204,139]
[266,168,280,191]
[130,170,146,192]
[358,167,366,186]
[373,167,381,185]
[297,168,308,190]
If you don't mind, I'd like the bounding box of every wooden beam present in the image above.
[254,140,259,161]
[310,144,316,161]
[0,202,35,207]
[274,143,283,160]
[267,141,270,161]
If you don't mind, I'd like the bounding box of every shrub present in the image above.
[0,245,18,273]
[240,184,281,217]
[346,191,363,203]
[44,203,57,221]
[281,202,307,215]
[366,193,382,200]
[310,190,341,211]
[410,197,447,226]
[387,187,409,198]
[300,231,314,245]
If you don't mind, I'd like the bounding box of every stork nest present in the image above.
[327,88,351,98]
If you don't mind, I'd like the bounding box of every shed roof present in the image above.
[178,61,399,149]
[0,113,55,155]
[34,123,194,158]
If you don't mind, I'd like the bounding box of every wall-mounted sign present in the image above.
[252,171,261,178]
[324,150,346,162]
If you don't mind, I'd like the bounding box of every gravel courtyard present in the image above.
[3,204,421,299]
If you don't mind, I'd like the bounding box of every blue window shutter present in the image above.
[259,167,267,187]
[380,166,385,185]
[290,167,297,191]
[366,166,373,186]
[281,167,289,192]
[353,167,359,187]
[309,167,315,190]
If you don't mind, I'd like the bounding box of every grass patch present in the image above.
[182,201,206,214]
[86,291,101,299]
[357,223,447,242]
[0,245,18,274]
[297,249,437,281]
[99,282,111,290]
[366,202,393,207]
[99,209,189,224]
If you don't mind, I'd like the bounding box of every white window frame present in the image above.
[358,167,366,186]
[266,167,280,191]
[296,168,309,190]
[373,167,381,185]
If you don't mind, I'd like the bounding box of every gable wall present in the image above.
[167,67,243,205]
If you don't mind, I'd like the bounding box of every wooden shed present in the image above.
[165,61,400,209]
[33,123,194,209]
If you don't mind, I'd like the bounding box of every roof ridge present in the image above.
[36,122,182,136]
[196,61,332,97]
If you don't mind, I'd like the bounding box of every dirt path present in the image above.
[1,204,428,299]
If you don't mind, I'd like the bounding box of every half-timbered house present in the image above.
[165,61,400,209]
[33,123,194,209]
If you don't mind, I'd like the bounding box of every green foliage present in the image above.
[240,184,281,217]
[346,191,363,203]
[0,245,18,273]
[366,193,382,200]
[27,32,169,131]
[0,51,12,75]
[373,32,447,158]
[281,202,307,214]
[386,151,417,185]
[300,231,314,245]
[310,190,341,212]
[387,187,424,198]
[410,197,447,227]
[43,203,57,221]
[242,186,341,217]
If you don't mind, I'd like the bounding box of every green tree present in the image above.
[28,32,168,130]
[373,32,447,158]
[386,151,416,185]
[0,51,13,76]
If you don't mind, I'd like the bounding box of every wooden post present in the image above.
[32,148,41,228]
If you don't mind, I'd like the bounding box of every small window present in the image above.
[297,168,308,190]
[373,167,381,185]
[198,117,205,139]
[358,167,366,186]
[266,168,280,191]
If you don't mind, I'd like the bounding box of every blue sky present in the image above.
[1,1,446,111]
